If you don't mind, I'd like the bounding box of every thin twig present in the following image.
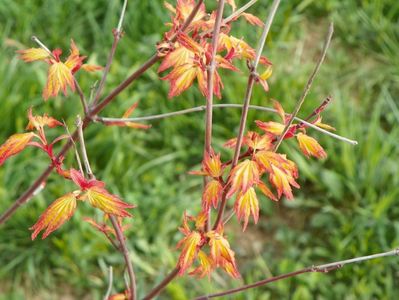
[103,266,114,300]
[195,248,399,299]
[223,0,258,24]
[110,216,137,300]
[142,267,180,300]
[117,0,128,35]
[76,115,94,179]
[75,79,90,116]
[76,116,136,300]
[63,120,84,175]
[213,0,281,230]
[92,0,128,106]
[273,22,334,152]
[31,36,52,55]
[95,104,357,145]
[203,0,225,231]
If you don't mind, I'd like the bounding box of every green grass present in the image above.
[0,0,399,299]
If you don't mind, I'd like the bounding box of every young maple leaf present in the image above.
[108,290,131,300]
[255,151,299,199]
[0,132,35,166]
[206,227,240,278]
[18,39,102,100]
[234,187,259,231]
[176,213,204,275]
[70,169,134,217]
[189,149,224,178]
[226,159,260,198]
[218,33,272,65]
[244,131,273,151]
[189,250,214,278]
[269,164,300,199]
[26,107,63,132]
[297,133,327,159]
[30,192,78,240]
[202,179,223,211]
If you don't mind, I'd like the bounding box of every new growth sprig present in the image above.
[1,1,393,300]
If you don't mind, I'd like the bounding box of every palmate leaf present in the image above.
[0,132,35,166]
[84,186,135,217]
[30,192,77,240]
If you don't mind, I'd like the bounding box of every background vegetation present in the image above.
[0,0,398,299]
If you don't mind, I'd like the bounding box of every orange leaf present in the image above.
[163,63,199,98]
[255,120,285,135]
[26,107,63,131]
[43,62,75,100]
[269,164,300,200]
[189,250,214,278]
[257,181,277,201]
[227,159,260,198]
[255,151,298,179]
[0,132,35,166]
[202,179,223,211]
[84,187,134,217]
[81,64,103,72]
[234,187,259,231]
[226,0,236,11]
[158,46,194,73]
[244,131,273,151]
[17,48,50,62]
[30,192,77,240]
[207,228,240,278]
[176,231,202,275]
[241,13,263,27]
[297,133,327,159]
[203,150,223,177]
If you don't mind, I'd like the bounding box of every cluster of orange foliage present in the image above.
[0,0,336,297]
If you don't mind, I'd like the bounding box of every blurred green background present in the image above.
[1,0,398,299]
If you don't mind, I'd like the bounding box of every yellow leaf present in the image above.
[30,193,77,240]
[234,187,259,231]
[85,187,134,217]
[176,231,202,275]
[0,132,35,166]
[17,48,50,62]
[297,133,327,159]
[43,62,75,100]
[227,159,259,198]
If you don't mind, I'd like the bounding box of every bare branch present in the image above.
[109,216,137,300]
[95,104,357,145]
[103,266,114,300]
[92,0,129,106]
[273,22,334,152]
[76,115,137,300]
[223,0,258,24]
[75,79,90,116]
[63,120,84,175]
[195,248,399,299]
[117,0,128,35]
[76,115,94,179]
[213,0,281,229]
[143,267,180,300]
